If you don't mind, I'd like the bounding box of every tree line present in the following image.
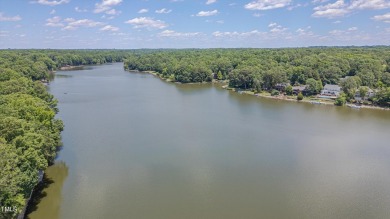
[124,47,390,106]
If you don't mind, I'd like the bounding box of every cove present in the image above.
[28,62,390,219]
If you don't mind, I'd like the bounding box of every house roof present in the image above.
[292,85,306,91]
[323,84,341,90]
[275,82,290,87]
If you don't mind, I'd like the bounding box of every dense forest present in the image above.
[0,50,128,218]
[124,48,390,106]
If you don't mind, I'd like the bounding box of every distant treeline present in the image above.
[0,49,129,218]
[124,48,390,106]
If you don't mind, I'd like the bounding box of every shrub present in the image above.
[285,85,293,95]
[271,89,279,96]
[297,92,304,101]
[335,93,347,106]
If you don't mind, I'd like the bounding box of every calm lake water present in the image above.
[28,63,390,219]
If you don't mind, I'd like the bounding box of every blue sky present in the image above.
[0,0,389,48]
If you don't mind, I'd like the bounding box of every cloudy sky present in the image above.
[0,0,389,48]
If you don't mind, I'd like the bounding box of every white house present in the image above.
[320,84,341,97]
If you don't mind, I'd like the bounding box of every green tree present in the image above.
[285,85,293,95]
[373,87,390,106]
[382,72,390,87]
[359,86,369,101]
[316,80,323,94]
[357,71,375,87]
[335,93,347,106]
[262,68,287,90]
[305,78,319,95]
[340,76,360,100]
[217,70,223,80]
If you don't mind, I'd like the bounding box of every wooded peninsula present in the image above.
[1,47,390,218]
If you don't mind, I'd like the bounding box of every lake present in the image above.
[27,62,390,219]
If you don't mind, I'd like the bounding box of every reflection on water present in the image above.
[26,162,69,219]
[31,63,390,219]
[53,74,73,78]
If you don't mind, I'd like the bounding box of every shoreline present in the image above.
[59,65,84,70]
[232,89,390,111]
[133,69,390,111]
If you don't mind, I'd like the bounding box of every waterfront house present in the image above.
[320,84,341,97]
[292,85,307,95]
[355,88,375,101]
[275,83,290,92]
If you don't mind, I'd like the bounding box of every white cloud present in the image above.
[158,30,202,37]
[155,8,172,14]
[314,0,346,11]
[270,27,287,32]
[45,16,63,27]
[62,19,104,30]
[50,9,56,14]
[312,0,330,3]
[94,0,122,13]
[196,10,218,16]
[268,22,277,27]
[109,32,127,36]
[295,26,315,37]
[244,0,291,10]
[32,0,70,6]
[312,8,349,18]
[106,9,121,15]
[348,0,390,10]
[210,27,329,47]
[212,30,265,37]
[100,25,119,31]
[138,9,148,13]
[125,17,168,29]
[329,26,360,36]
[64,18,75,22]
[313,0,390,18]
[372,12,390,23]
[329,29,345,35]
[287,3,302,10]
[0,13,22,21]
[267,22,288,32]
[312,0,349,18]
[206,0,217,4]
